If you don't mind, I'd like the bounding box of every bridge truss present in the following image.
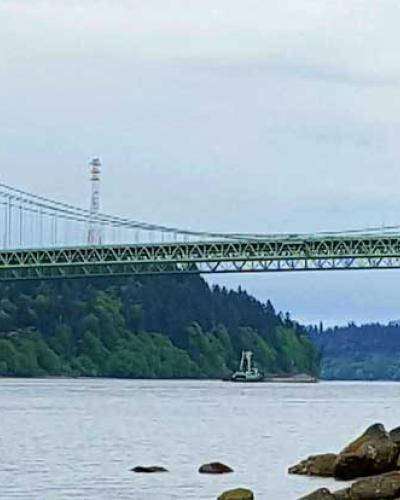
[1,234,400,281]
[2,181,400,280]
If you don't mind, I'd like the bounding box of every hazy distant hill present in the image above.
[0,275,319,379]
[308,323,400,380]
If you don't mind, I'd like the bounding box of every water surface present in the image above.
[1,379,399,499]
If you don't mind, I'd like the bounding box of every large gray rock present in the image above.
[345,470,400,499]
[289,454,337,477]
[217,488,254,500]
[300,471,400,499]
[199,462,233,474]
[298,488,337,499]
[390,427,400,449]
[334,423,398,480]
[332,489,351,500]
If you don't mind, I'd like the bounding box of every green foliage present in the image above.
[0,276,319,378]
[36,340,62,374]
[309,323,400,380]
[0,339,19,374]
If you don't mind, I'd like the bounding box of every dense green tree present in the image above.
[0,339,19,374]
[0,275,319,378]
[36,340,62,374]
[309,323,400,380]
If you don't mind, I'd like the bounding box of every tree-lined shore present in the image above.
[0,275,319,378]
[308,323,400,380]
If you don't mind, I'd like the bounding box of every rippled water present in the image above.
[1,379,399,499]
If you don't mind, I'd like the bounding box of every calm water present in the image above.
[1,379,399,500]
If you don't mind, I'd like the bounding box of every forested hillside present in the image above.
[0,275,319,378]
[309,323,400,380]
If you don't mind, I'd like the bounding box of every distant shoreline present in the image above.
[1,376,399,382]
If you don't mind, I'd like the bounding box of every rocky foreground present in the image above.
[289,423,400,499]
[132,462,253,499]
[131,423,400,498]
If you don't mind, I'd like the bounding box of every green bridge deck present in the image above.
[1,233,400,280]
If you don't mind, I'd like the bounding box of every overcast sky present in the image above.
[1,0,400,325]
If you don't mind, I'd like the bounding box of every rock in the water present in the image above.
[346,470,400,499]
[340,424,386,454]
[298,488,336,500]
[217,488,254,500]
[289,454,337,477]
[305,471,400,499]
[333,423,398,480]
[131,466,168,473]
[390,427,400,448]
[199,462,233,474]
[331,488,350,500]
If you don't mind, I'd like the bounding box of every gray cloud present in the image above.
[1,0,400,324]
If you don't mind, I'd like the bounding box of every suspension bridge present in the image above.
[1,173,400,281]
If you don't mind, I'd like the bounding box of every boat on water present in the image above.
[230,351,264,382]
[226,350,319,383]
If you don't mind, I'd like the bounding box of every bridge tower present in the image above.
[87,157,102,245]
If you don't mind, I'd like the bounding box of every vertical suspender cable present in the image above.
[19,204,23,247]
[39,207,43,246]
[8,197,12,248]
[52,215,55,246]
[54,215,58,246]
[2,200,7,249]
